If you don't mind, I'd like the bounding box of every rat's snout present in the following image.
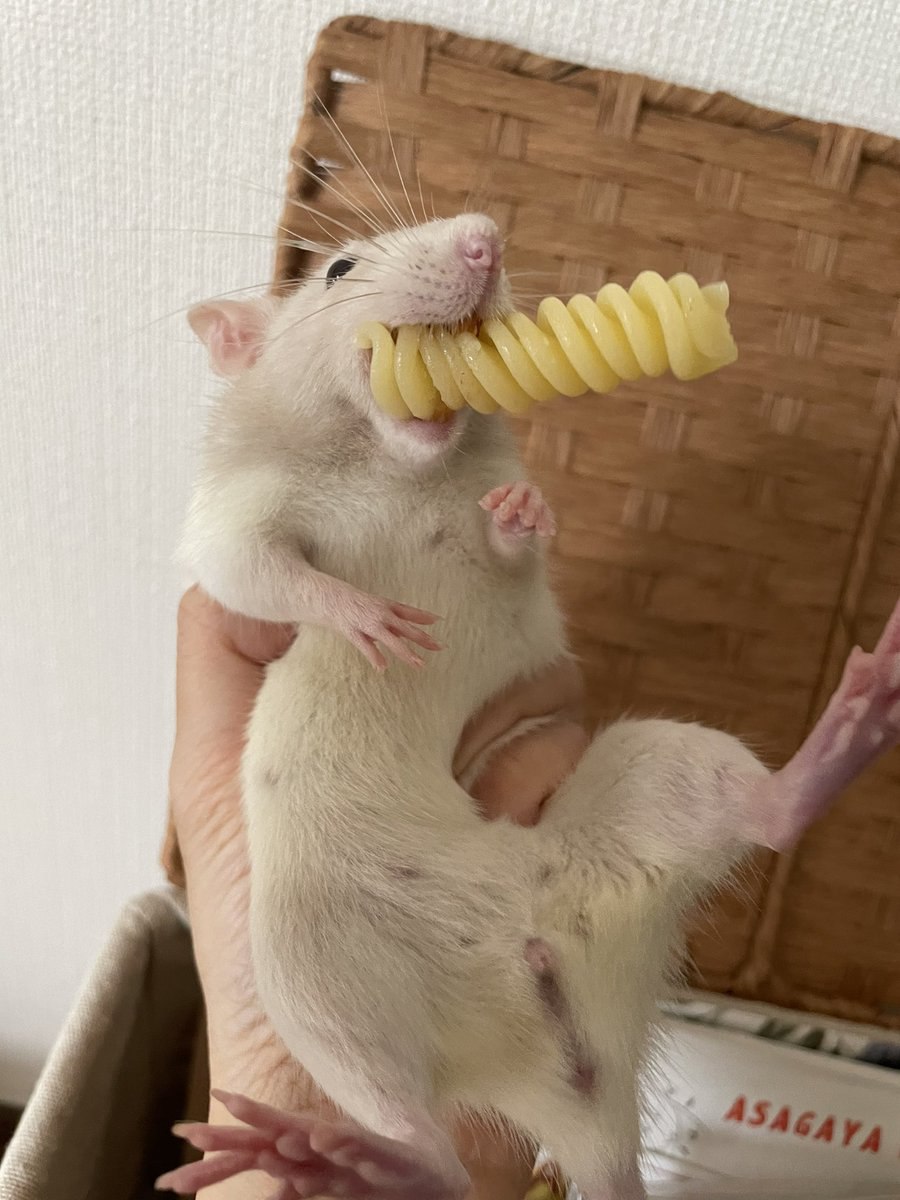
[460,232,499,274]
[373,213,508,328]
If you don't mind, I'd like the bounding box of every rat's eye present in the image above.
[325,258,357,288]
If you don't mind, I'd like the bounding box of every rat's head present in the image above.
[188,213,512,468]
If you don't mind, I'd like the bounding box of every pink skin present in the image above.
[460,233,496,271]
[156,1092,459,1200]
[745,596,900,851]
[324,584,442,671]
[187,301,273,378]
[479,482,557,559]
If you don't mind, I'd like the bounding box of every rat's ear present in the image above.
[187,298,276,378]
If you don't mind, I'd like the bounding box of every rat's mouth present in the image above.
[405,312,480,429]
[360,308,486,432]
[447,313,483,337]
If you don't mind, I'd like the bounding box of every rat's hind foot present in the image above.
[749,596,900,850]
[155,1090,467,1199]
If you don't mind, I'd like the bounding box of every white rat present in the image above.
[159,213,900,1200]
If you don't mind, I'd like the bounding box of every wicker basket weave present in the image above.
[273,16,900,1030]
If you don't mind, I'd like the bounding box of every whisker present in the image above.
[118,226,279,244]
[262,290,382,348]
[290,155,387,236]
[322,116,408,236]
[214,170,387,251]
[313,89,406,230]
[377,85,418,228]
[128,281,277,338]
[304,277,377,285]
[113,225,344,260]
[415,163,429,226]
[297,206,350,257]
[283,196,369,245]
[130,262,379,341]
[289,241,384,271]
[221,170,360,251]
[463,161,496,218]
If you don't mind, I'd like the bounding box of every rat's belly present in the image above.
[247,776,544,1092]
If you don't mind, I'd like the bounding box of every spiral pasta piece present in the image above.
[525,1160,568,1200]
[355,271,737,421]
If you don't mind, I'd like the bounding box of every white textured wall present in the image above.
[1,0,898,1108]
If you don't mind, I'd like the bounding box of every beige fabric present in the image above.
[0,887,201,1200]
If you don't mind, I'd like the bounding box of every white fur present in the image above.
[181,215,768,1200]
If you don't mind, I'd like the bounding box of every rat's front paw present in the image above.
[336,586,442,671]
[480,482,557,542]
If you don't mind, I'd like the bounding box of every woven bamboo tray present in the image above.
[273,16,900,1029]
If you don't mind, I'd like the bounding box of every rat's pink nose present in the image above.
[460,233,497,272]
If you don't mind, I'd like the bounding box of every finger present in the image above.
[473,722,590,823]
[156,1150,257,1192]
[386,622,443,652]
[221,611,297,666]
[479,484,513,510]
[256,1148,306,1180]
[174,587,296,751]
[210,1090,299,1136]
[452,658,587,781]
[178,586,294,669]
[349,632,387,671]
[268,1182,300,1200]
[389,603,441,625]
[171,1122,273,1152]
[377,630,425,668]
[268,1182,297,1200]
[536,510,557,537]
[520,492,540,528]
[506,481,529,511]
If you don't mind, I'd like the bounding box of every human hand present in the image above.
[165,586,587,1198]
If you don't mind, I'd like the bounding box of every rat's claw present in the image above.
[341,593,443,669]
[377,629,426,667]
[352,632,388,671]
[171,1121,272,1153]
[387,620,443,653]
[388,603,441,625]
[156,1150,257,1192]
